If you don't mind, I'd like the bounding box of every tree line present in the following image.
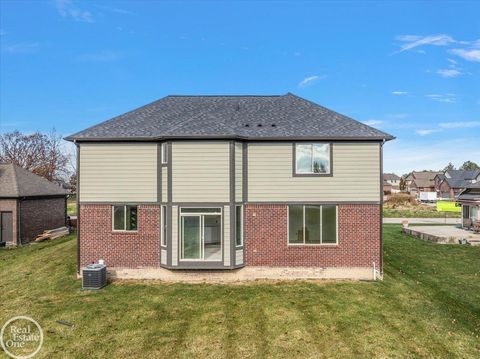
[0,130,76,193]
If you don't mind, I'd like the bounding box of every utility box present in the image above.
[82,264,107,290]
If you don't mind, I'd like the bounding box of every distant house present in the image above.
[383,173,401,193]
[407,171,441,194]
[457,183,480,229]
[383,180,392,194]
[437,170,480,199]
[0,163,70,246]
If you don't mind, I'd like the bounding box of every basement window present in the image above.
[112,205,138,231]
[288,205,337,245]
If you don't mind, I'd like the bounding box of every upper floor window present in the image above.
[113,205,138,231]
[161,143,168,164]
[294,143,331,175]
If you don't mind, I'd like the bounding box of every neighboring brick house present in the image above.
[66,93,394,280]
[0,163,69,245]
[436,170,480,199]
[406,171,441,193]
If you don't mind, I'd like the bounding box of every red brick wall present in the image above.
[80,204,160,268]
[20,197,66,244]
[244,204,381,268]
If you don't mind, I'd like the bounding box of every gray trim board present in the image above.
[157,143,161,203]
[380,141,384,275]
[246,201,381,205]
[292,142,334,177]
[172,202,230,206]
[229,141,235,268]
[76,144,80,273]
[79,201,159,205]
[166,141,173,267]
[242,142,248,202]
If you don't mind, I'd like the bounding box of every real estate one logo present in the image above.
[0,316,43,359]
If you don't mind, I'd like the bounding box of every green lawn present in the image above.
[383,207,461,218]
[1,226,479,358]
[67,196,76,216]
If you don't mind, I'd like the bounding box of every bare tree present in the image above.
[0,130,70,182]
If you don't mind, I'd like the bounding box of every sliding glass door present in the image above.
[180,208,222,261]
[181,216,202,260]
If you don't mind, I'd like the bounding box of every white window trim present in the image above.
[179,206,223,262]
[112,205,138,232]
[236,205,243,247]
[287,205,338,246]
[295,143,331,175]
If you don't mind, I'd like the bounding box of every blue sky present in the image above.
[0,0,479,174]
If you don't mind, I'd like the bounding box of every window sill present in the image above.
[111,230,139,234]
[293,173,333,177]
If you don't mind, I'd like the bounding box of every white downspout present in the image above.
[372,262,376,280]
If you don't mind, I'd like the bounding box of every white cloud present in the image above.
[77,50,121,63]
[3,42,41,54]
[426,94,456,103]
[395,34,455,53]
[392,91,408,95]
[436,68,462,77]
[439,121,480,129]
[416,129,442,136]
[449,48,480,62]
[362,120,384,126]
[384,138,480,175]
[298,75,326,88]
[55,0,93,22]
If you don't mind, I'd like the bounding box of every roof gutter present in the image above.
[64,134,396,143]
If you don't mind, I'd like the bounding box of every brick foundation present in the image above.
[244,204,381,269]
[80,204,160,268]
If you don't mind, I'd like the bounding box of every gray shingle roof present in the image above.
[65,93,394,141]
[457,183,480,202]
[384,173,400,181]
[0,163,70,198]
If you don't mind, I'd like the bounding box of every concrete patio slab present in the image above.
[403,225,480,245]
[384,218,460,224]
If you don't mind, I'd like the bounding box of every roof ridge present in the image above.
[168,95,282,97]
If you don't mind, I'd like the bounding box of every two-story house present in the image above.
[383,173,401,193]
[437,170,480,199]
[66,93,394,280]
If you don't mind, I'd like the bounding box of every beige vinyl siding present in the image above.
[172,141,230,202]
[248,142,380,202]
[223,205,230,266]
[236,249,243,265]
[161,249,167,265]
[161,166,167,202]
[79,143,157,202]
[172,205,178,266]
[235,142,243,202]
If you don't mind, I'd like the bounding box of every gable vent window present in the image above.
[294,143,331,176]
